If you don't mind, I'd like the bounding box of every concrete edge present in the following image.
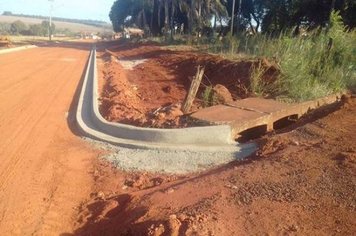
[229,93,344,136]
[0,45,37,55]
[76,47,247,152]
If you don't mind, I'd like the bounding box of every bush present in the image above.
[209,11,355,101]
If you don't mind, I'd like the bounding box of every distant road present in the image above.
[0,42,99,235]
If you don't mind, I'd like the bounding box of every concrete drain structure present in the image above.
[76,47,258,156]
[76,47,343,152]
[191,95,343,139]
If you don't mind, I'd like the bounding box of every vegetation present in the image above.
[245,12,355,101]
[2,11,109,28]
[0,20,56,37]
[109,0,355,37]
[109,1,355,101]
[201,86,218,107]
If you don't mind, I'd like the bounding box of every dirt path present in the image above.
[0,42,100,235]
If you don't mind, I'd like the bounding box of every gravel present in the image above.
[83,137,257,174]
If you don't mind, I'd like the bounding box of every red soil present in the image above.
[0,42,100,235]
[96,42,277,128]
[74,96,356,235]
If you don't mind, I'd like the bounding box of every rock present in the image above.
[124,179,135,187]
[148,223,165,236]
[290,224,299,232]
[168,214,181,236]
[133,175,146,188]
[96,191,105,200]
[213,84,233,104]
[122,185,128,190]
[177,213,188,222]
[157,112,166,120]
[166,188,175,194]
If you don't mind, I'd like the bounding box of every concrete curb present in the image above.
[0,45,37,55]
[76,47,251,152]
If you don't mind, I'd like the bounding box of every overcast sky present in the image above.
[0,0,115,22]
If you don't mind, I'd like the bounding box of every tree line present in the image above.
[109,0,356,36]
[2,11,108,28]
[0,20,56,36]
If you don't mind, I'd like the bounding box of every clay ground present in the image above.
[0,40,355,236]
[0,41,101,235]
[74,96,356,236]
[75,42,355,236]
[96,42,277,128]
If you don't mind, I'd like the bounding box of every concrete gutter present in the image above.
[76,47,254,152]
[0,45,37,55]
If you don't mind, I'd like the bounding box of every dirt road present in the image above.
[0,42,99,235]
[1,41,355,236]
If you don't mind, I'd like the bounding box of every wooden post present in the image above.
[182,66,205,114]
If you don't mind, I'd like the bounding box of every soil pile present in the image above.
[97,42,278,128]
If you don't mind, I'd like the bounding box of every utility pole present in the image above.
[48,0,54,41]
[230,0,236,35]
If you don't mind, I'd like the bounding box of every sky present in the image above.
[0,0,115,22]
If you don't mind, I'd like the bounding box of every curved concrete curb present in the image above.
[0,45,37,55]
[76,47,255,152]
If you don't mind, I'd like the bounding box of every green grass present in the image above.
[208,12,356,102]
[201,86,218,107]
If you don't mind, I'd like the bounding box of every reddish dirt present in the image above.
[0,41,102,235]
[96,42,277,128]
[73,96,356,235]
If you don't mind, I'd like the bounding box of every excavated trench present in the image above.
[97,43,278,129]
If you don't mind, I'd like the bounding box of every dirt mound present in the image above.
[97,42,278,128]
[213,84,233,104]
[74,98,356,235]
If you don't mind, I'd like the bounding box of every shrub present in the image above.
[212,11,356,101]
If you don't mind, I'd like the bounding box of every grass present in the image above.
[249,61,269,97]
[201,86,218,107]
[208,12,355,101]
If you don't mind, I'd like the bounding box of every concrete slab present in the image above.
[191,104,265,124]
[191,94,343,139]
[227,98,290,114]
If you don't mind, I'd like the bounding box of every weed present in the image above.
[250,62,267,97]
[210,11,355,101]
[144,12,355,101]
[201,86,218,107]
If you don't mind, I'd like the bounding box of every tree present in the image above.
[2,11,12,16]
[108,0,355,38]
[41,20,56,36]
[10,20,27,35]
[0,22,11,34]
[29,24,43,36]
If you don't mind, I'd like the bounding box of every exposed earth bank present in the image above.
[96,42,278,128]
[74,96,356,235]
